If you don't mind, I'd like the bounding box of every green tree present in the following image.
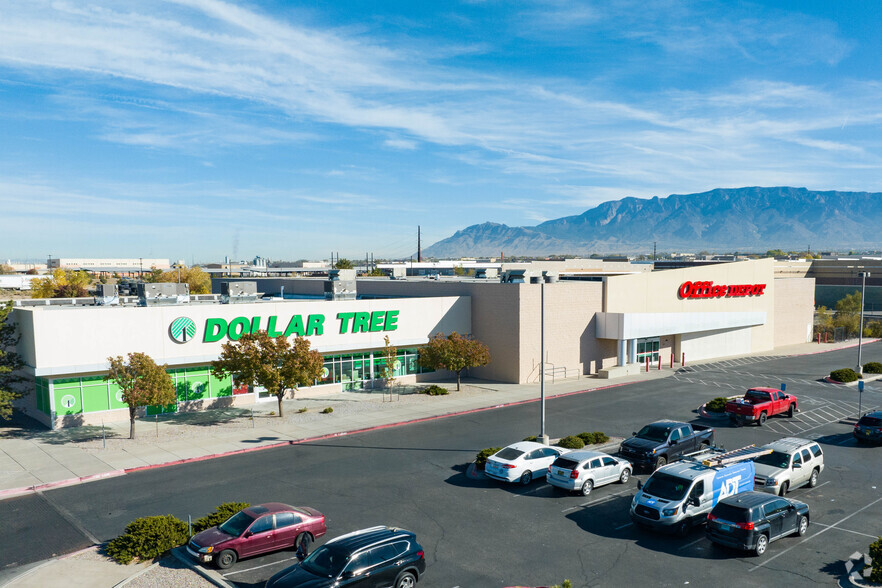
[380,335,397,388]
[157,266,211,294]
[30,269,91,298]
[834,292,862,337]
[105,352,176,439]
[815,306,834,338]
[764,249,785,258]
[0,302,25,420]
[212,331,324,417]
[335,258,354,270]
[418,332,491,391]
[143,266,164,283]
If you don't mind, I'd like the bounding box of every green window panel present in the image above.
[54,388,82,416]
[175,380,189,402]
[82,383,110,413]
[146,403,177,415]
[81,375,105,384]
[53,379,80,390]
[210,372,232,397]
[186,374,208,400]
[107,381,128,409]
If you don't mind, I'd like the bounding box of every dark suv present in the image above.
[265,526,426,588]
[706,491,809,556]
[854,411,882,444]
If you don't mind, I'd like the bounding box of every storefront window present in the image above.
[636,337,660,364]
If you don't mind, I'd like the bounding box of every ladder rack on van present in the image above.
[679,444,772,468]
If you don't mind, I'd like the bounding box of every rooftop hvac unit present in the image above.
[325,269,356,300]
[501,269,527,284]
[543,271,559,283]
[137,282,190,306]
[221,281,258,304]
[94,284,119,306]
[390,266,406,280]
[475,268,498,279]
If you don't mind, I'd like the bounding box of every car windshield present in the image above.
[858,416,882,426]
[635,425,671,443]
[495,448,525,461]
[218,511,255,537]
[753,450,791,469]
[641,472,689,501]
[711,503,751,523]
[300,545,349,577]
[745,390,771,403]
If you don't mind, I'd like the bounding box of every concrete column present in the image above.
[629,339,637,364]
[617,339,627,366]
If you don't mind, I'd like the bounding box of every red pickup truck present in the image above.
[725,387,798,426]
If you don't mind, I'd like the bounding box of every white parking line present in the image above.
[560,488,633,513]
[678,537,705,550]
[223,554,301,576]
[804,481,830,492]
[800,412,823,423]
[748,496,882,572]
[812,522,879,539]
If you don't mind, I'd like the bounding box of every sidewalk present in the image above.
[0,338,869,586]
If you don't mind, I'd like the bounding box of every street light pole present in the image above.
[856,271,870,373]
[539,278,548,445]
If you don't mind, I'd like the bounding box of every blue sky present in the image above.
[2,0,880,262]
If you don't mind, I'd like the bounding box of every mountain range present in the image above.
[422,187,882,257]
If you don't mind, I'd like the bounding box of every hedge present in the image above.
[705,397,729,413]
[869,537,882,582]
[475,447,502,469]
[577,431,610,445]
[863,362,882,374]
[192,502,250,534]
[830,368,861,383]
[555,436,585,450]
[422,385,449,396]
[105,515,189,565]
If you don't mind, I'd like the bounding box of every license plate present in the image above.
[203,555,212,562]
[720,524,731,531]
[557,470,566,476]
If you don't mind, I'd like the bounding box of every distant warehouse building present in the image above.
[11,258,813,429]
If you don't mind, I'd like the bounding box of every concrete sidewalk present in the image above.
[0,338,868,587]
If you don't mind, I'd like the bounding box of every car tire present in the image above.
[295,532,312,557]
[520,470,533,485]
[216,549,237,570]
[676,520,689,537]
[778,482,789,496]
[619,468,631,484]
[795,515,809,537]
[754,534,769,556]
[788,404,795,418]
[758,412,767,426]
[809,468,819,488]
[654,457,667,470]
[581,480,594,496]
[395,571,417,588]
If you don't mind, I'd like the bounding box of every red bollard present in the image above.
[658,356,662,370]
[645,356,649,372]
[817,333,821,344]
[670,354,674,368]
[682,353,686,367]
[825,332,828,343]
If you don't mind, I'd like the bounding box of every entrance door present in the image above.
[636,338,660,364]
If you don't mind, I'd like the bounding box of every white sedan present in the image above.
[484,441,570,485]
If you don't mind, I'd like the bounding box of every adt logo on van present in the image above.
[169,317,196,344]
[717,476,742,500]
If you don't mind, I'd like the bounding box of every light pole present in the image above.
[856,271,870,373]
[539,277,548,445]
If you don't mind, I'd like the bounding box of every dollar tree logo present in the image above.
[169,317,197,344]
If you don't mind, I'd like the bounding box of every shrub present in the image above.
[555,435,585,450]
[105,515,188,564]
[297,407,308,413]
[576,432,608,445]
[551,582,573,588]
[321,407,334,414]
[192,502,250,534]
[475,447,502,469]
[523,435,538,442]
[869,537,882,582]
[422,385,449,396]
[705,397,729,413]
[863,362,882,374]
[830,368,861,383]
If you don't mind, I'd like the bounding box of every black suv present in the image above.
[265,526,426,588]
[854,410,882,444]
[706,491,809,556]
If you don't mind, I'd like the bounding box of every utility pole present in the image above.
[653,241,657,261]
[417,226,421,263]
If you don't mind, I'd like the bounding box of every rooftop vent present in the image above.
[137,282,189,306]
[221,281,258,304]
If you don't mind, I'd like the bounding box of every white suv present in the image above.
[753,437,824,496]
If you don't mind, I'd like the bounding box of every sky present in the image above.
[2,0,881,263]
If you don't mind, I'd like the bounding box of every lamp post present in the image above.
[856,271,870,373]
[539,277,548,445]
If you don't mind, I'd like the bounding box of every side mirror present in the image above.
[637,480,643,490]
[669,439,678,445]
[690,496,700,507]
[793,463,802,469]
[244,531,253,538]
[342,571,356,579]
[632,432,637,437]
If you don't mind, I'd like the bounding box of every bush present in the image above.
[577,431,609,445]
[297,407,308,413]
[475,447,502,469]
[321,407,334,414]
[192,502,250,534]
[863,362,882,374]
[830,368,861,383]
[869,537,882,582]
[105,515,189,564]
[555,435,585,450]
[522,435,538,442]
[422,385,449,396]
[705,397,729,413]
[551,582,573,588]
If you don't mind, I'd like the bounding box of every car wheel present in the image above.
[580,479,594,496]
[787,404,795,418]
[809,468,819,488]
[778,482,789,496]
[758,412,767,426]
[619,468,631,484]
[676,520,689,537]
[395,571,417,588]
[795,515,809,537]
[216,549,237,569]
[654,457,667,470]
[520,470,533,485]
[754,534,769,556]
[295,532,312,557]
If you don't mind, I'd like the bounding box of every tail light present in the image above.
[707,514,717,522]
[570,470,579,479]
[417,550,425,559]
[735,521,755,530]
[503,464,516,469]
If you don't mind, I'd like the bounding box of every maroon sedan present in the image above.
[187,503,326,569]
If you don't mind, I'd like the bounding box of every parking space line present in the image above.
[803,481,830,492]
[223,555,301,576]
[560,488,633,512]
[800,412,823,423]
[748,496,882,572]
[812,522,879,539]
[678,537,705,550]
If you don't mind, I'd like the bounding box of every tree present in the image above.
[765,249,786,258]
[30,269,91,298]
[335,258,354,270]
[815,306,834,338]
[0,302,25,420]
[105,352,176,439]
[418,332,491,391]
[156,266,211,294]
[380,335,397,389]
[143,266,164,283]
[834,292,862,337]
[0,264,15,274]
[211,331,324,417]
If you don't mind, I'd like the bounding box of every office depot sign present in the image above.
[678,281,767,299]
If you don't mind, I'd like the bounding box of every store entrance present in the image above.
[636,337,660,364]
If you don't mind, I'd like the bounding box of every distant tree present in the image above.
[335,258,354,270]
[380,335,397,388]
[834,292,862,337]
[418,332,491,391]
[30,269,91,298]
[25,268,37,275]
[765,249,786,258]
[105,352,176,439]
[815,306,834,338]
[364,267,385,277]
[866,320,882,338]
[156,266,211,294]
[143,266,164,283]
[212,332,324,417]
[0,302,25,420]
[0,264,15,274]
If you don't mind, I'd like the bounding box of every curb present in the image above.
[0,469,126,500]
[113,560,160,588]
[170,547,236,588]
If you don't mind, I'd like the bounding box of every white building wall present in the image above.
[680,327,753,362]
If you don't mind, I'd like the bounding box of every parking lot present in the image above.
[2,345,880,587]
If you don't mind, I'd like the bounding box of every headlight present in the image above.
[766,479,779,486]
[650,448,657,454]
[199,546,214,554]
[662,507,679,516]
